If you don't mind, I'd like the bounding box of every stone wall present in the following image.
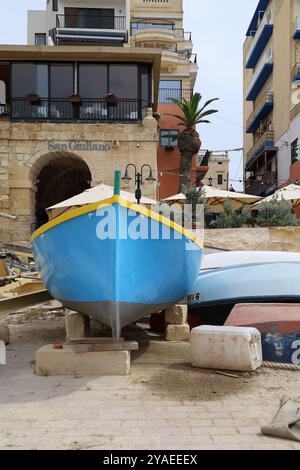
[0,111,158,243]
[204,227,300,252]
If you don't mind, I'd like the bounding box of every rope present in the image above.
[262,361,300,371]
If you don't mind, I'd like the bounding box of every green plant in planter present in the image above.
[255,198,300,227]
[210,198,251,229]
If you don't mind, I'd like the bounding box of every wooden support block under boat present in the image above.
[65,338,139,353]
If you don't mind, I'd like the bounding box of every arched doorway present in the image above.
[35,154,91,227]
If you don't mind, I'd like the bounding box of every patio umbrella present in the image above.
[47,184,158,219]
[164,185,262,212]
[253,184,300,208]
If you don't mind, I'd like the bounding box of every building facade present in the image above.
[243,0,300,196]
[0,0,198,243]
[198,151,229,190]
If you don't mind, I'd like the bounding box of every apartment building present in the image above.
[243,0,300,196]
[0,0,197,242]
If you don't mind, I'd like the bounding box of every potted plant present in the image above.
[69,93,81,104]
[27,92,41,105]
[105,92,118,107]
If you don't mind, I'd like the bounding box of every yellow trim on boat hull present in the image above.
[30,196,203,249]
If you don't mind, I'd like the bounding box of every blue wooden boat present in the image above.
[31,172,202,338]
[188,251,300,325]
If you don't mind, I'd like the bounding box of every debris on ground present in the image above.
[261,396,300,442]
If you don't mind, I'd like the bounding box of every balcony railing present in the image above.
[246,91,273,133]
[291,63,300,82]
[56,15,127,30]
[131,23,192,41]
[5,98,147,122]
[158,88,193,104]
[133,41,197,63]
[246,48,273,101]
[135,41,178,52]
[247,130,274,162]
[245,10,273,68]
[294,17,300,39]
[246,171,277,196]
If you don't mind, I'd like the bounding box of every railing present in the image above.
[246,10,273,64]
[135,41,178,52]
[131,23,192,41]
[133,41,197,63]
[246,172,276,195]
[6,98,147,122]
[247,130,274,161]
[291,63,300,81]
[56,14,126,30]
[246,91,273,130]
[294,16,300,33]
[158,88,193,104]
[291,102,300,120]
[246,48,273,97]
[179,51,197,63]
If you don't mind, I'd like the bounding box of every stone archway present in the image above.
[31,152,92,228]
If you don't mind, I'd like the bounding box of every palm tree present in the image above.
[169,93,219,189]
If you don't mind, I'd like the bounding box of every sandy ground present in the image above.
[0,302,300,450]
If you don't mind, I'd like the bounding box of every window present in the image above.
[291,139,299,165]
[159,80,181,104]
[160,130,179,148]
[50,63,74,98]
[35,34,46,46]
[79,64,107,99]
[53,0,58,12]
[217,174,223,186]
[11,63,48,97]
[65,8,115,29]
[109,65,138,99]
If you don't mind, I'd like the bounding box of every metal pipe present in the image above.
[0,212,17,221]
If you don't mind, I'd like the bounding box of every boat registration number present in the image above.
[187,293,200,304]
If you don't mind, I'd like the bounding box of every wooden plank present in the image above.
[69,337,125,344]
[0,290,52,315]
[68,341,139,353]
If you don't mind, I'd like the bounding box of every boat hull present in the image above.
[188,261,300,325]
[32,198,202,337]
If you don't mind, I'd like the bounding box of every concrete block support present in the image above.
[65,312,90,341]
[0,325,9,345]
[36,345,130,376]
[165,305,188,325]
[166,323,190,342]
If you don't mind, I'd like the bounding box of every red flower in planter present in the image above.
[69,93,81,103]
[105,92,118,107]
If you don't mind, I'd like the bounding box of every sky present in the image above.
[0,0,258,190]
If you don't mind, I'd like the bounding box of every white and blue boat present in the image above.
[188,251,300,325]
[31,172,202,338]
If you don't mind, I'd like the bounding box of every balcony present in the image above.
[246,130,276,169]
[293,17,300,39]
[246,48,273,101]
[3,98,146,123]
[245,11,273,69]
[131,22,191,42]
[246,91,274,133]
[246,0,271,36]
[52,14,128,46]
[158,88,193,104]
[246,171,277,196]
[291,63,300,83]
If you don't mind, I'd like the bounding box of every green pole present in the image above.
[114,170,121,197]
